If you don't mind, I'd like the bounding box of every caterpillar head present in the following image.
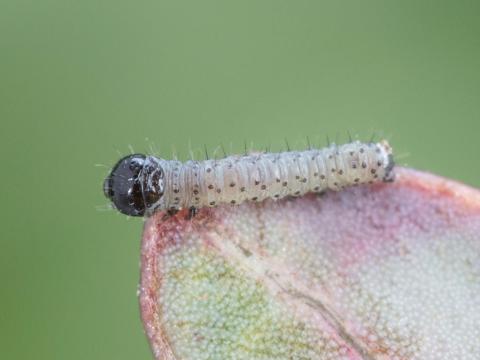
[103,154,165,216]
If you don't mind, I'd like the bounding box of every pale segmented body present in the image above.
[103,140,394,217]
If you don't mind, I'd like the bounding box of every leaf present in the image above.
[139,167,480,360]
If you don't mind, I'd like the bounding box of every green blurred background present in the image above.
[1,0,479,359]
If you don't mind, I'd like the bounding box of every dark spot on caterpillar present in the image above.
[274,194,280,198]
[230,200,236,204]
[276,178,281,183]
[334,182,338,187]
[254,180,260,185]
[216,189,221,193]
[328,155,333,159]
[209,201,216,206]
[331,168,336,172]
[261,185,267,190]
[313,186,320,191]
[377,161,382,167]
[354,178,360,182]
[314,172,318,177]
[282,181,288,186]
[350,151,354,156]
[195,197,200,201]
[240,187,246,192]
[352,163,357,169]
[208,184,214,190]
[251,197,258,201]
[371,168,377,174]
[294,191,301,195]
[338,170,343,175]
[320,175,325,179]
[230,182,235,187]
[206,168,212,173]
[360,148,364,153]
[173,189,179,193]
[301,178,307,183]
[295,175,300,180]
[361,162,367,168]
[193,189,199,195]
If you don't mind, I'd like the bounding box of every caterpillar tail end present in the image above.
[379,140,395,183]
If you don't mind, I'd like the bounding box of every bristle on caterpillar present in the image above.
[103,140,395,217]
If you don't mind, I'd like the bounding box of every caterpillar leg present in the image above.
[185,206,198,220]
[162,208,179,221]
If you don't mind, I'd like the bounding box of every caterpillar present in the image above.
[103,140,395,217]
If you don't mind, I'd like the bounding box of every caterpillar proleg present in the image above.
[104,140,395,217]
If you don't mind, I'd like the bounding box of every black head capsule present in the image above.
[103,154,165,216]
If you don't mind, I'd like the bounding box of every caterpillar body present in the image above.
[104,140,395,217]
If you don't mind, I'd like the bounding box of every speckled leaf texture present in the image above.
[139,168,480,360]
